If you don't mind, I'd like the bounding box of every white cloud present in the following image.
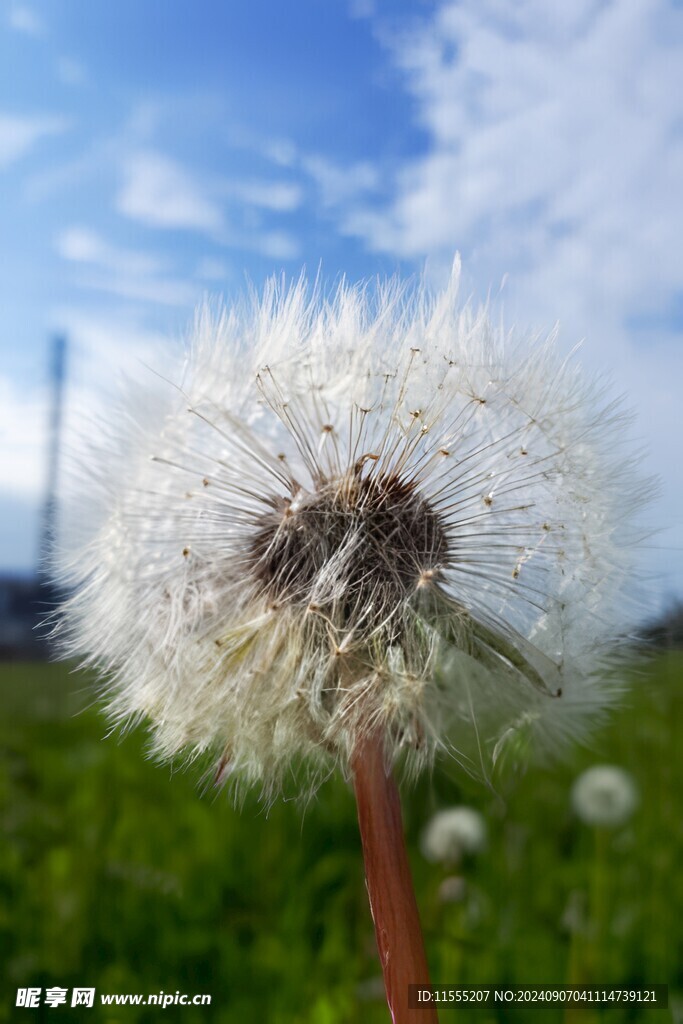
[117,151,224,233]
[56,309,171,379]
[195,257,232,282]
[224,129,379,212]
[76,273,198,307]
[349,0,376,20]
[0,311,185,570]
[0,375,47,500]
[261,138,298,168]
[54,311,173,455]
[227,179,303,212]
[353,0,682,312]
[55,226,199,307]
[26,312,182,540]
[0,113,67,168]
[8,5,45,35]
[302,154,379,208]
[250,230,300,261]
[56,57,87,86]
[74,274,194,307]
[24,145,105,201]
[56,226,164,277]
[348,0,683,596]
[225,126,298,168]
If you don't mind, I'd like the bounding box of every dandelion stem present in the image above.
[351,730,438,1023]
[590,825,609,978]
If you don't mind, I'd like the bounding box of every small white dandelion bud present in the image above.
[54,264,648,798]
[571,765,638,827]
[421,807,487,864]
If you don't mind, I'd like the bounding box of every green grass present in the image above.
[1,654,681,1022]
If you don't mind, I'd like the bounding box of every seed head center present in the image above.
[249,473,448,615]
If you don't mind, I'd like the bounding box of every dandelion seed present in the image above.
[53,262,648,1023]
[571,765,638,827]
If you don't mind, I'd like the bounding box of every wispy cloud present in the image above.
[259,138,298,168]
[7,4,45,36]
[225,179,303,212]
[223,126,381,214]
[195,257,232,282]
[0,113,68,168]
[250,230,300,261]
[0,376,47,501]
[302,154,379,208]
[349,0,683,323]
[117,151,225,233]
[56,57,87,86]
[116,143,304,257]
[76,274,198,307]
[56,227,165,277]
[348,0,376,20]
[56,309,171,377]
[34,311,182,532]
[56,226,199,307]
[117,145,306,245]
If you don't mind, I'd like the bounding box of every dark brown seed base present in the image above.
[249,473,449,622]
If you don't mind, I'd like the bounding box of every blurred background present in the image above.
[1,1,681,1021]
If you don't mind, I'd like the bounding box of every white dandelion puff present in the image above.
[421,807,487,864]
[54,263,648,798]
[571,765,638,827]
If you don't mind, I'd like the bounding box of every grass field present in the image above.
[1,654,681,1022]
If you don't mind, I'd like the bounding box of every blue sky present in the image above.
[1,0,682,606]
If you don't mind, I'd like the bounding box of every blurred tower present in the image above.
[39,334,67,570]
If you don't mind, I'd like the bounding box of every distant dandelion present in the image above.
[421,807,487,864]
[437,875,467,904]
[571,765,638,827]
[54,262,647,1023]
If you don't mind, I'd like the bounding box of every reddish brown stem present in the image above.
[351,731,438,1023]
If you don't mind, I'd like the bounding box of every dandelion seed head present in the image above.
[571,765,638,827]
[421,807,487,863]
[53,264,649,798]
